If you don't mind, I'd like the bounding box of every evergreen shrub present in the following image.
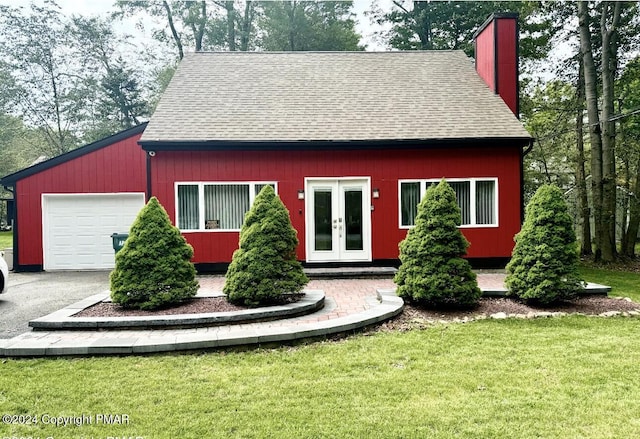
[110,197,198,310]
[394,179,481,307]
[224,185,308,306]
[506,184,583,304]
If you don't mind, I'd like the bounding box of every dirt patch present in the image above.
[380,296,640,331]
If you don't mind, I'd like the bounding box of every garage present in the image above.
[42,193,145,270]
[0,124,149,271]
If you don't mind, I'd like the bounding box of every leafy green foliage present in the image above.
[259,1,363,51]
[0,2,81,155]
[506,184,583,304]
[224,185,308,306]
[110,197,198,310]
[394,179,481,307]
[370,1,553,64]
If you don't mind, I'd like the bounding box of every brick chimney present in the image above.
[473,13,519,117]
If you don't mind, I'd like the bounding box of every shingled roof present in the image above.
[141,51,531,144]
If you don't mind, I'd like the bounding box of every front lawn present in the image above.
[580,265,640,302]
[0,230,11,249]
[2,316,640,438]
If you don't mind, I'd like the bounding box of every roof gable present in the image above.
[141,51,530,145]
[1,123,147,186]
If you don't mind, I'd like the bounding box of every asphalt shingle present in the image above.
[141,51,531,143]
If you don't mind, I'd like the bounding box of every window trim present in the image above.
[398,178,498,229]
[175,181,278,232]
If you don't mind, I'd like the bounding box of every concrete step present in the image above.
[304,266,397,279]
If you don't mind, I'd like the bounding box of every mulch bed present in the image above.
[75,293,640,328]
[74,295,302,318]
[380,296,640,331]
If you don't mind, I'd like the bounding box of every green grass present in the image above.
[580,265,640,302]
[3,317,640,438]
[0,230,11,249]
[0,245,638,437]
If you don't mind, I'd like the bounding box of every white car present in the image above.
[0,251,8,293]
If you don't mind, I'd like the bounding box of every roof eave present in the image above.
[138,136,533,152]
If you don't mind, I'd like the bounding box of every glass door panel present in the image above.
[314,190,333,251]
[344,189,363,251]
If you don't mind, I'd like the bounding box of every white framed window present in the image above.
[176,182,277,231]
[398,178,498,228]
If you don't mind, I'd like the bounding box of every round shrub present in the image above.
[506,184,584,304]
[110,197,198,310]
[394,179,481,307]
[224,185,308,306]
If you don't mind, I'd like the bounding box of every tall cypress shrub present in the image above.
[224,185,308,306]
[506,184,583,304]
[110,197,198,310]
[394,179,481,307]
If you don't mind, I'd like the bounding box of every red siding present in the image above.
[16,133,147,266]
[151,147,522,264]
[475,20,495,92]
[495,18,518,115]
[474,16,518,116]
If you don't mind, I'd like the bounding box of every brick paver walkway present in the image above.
[0,274,509,357]
[199,274,508,324]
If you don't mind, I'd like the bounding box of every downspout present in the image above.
[520,138,535,223]
[146,151,154,201]
[3,185,16,271]
[523,138,534,156]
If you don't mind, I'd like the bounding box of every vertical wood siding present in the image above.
[475,16,519,116]
[475,20,495,91]
[151,147,522,263]
[16,134,147,266]
[495,17,518,115]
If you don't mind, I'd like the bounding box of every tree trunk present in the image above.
[620,119,629,249]
[600,0,622,261]
[239,1,254,51]
[226,0,236,51]
[286,1,297,51]
[413,1,432,50]
[575,58,592,255]
[163,0,184,60]
[622,154,640,258]
[194,1,206,52]
[578,1,605,261]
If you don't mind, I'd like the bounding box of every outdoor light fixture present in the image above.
[298,190,305,200]
[372,188,380,199]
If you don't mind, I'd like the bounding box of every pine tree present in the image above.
[506,184,583,304]
[110,197,198,310]
[394,179,481,307]
[224,185,308,306]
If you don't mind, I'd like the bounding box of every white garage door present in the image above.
[42,193,145,270]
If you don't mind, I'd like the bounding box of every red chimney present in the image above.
[473,13,519,117]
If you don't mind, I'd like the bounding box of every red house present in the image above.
[1,13,531,272]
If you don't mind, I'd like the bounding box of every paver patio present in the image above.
[0,273,609,357]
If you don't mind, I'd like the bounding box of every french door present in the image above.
[306,178,371,262]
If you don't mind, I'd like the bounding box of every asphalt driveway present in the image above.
[0,271,110,339]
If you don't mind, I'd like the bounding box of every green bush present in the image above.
[110,197,198,310]
[506,184,584,304]
[224,185,308,306]
[394,179,481,307]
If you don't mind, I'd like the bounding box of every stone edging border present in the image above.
[0,291,405,357]
[29,290,325,330]
[406,297,640,325]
